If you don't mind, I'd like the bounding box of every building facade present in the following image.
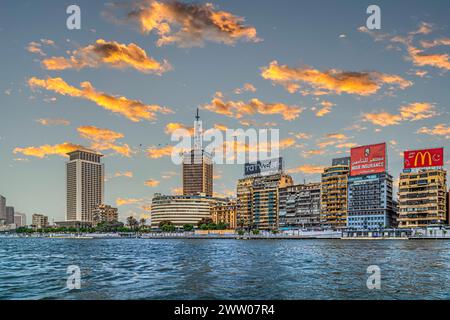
[150,194,227,229]
[211,199,237,229]
[237,173,293,230]
[14,212,27,227]
[32,214,48,229]
[0,195,6,224]
[5,206,15,225]
[321,161,350,229]
[279,183,321,229]
[66,149,104,223]
[397,169,447,228]
[347,173,396,230]
[92,204,119,226]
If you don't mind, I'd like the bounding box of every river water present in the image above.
[0,238,448,300]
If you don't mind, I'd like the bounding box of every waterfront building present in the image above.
[0,195,6,224]
[237,172,293,230]
[14,212,27,227]
[397,169,447,228]
[150,194,228,229]
[32,214,48,229]
[347,173,396,229]
[279,183,321,229]
[182,109,213,197]
[211,199,237,229]
[5,206,15,225]
[92,204,119,226]
[320,158,350,229]
[66,149,104,223]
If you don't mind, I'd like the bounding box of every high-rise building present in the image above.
[237,172,293,230]
[182,109,213,197]
[0,195,6,224]
[32,214,48,229]
[66,149,104,223]
[92,204,119,226]
[211,199,237,229]
[150,194,227,229]
[5,206,15,225]
[397,169,447,228]
[321,158,350,229]
[347,173,396,229]
[14,212,27,227]
[279,183,321,229]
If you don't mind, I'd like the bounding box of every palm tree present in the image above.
[140,218,146,229]
[126,216,138,231]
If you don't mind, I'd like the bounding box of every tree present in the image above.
[162,224,175,232]
[200,224,208,230]
[216,222,228,230]
[252,229,260,235]
[183,224,194,232]
[159,220,173,229]
[126,216,138,231]
[197,217,213,228]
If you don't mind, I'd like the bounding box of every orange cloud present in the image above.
[28,77,173,122]
[363,102,437,127]
[421,38,450,49]
[286,164,325,174]
[203,94,303,121]
[42,39,171,74]
[261,60,412,96]
[110,0,260,47]
[407,46,450,71]
[147,145,174,159]
[144,179,160,187]
[114,171,134,178]
[234,83,257,94]
[13,142,85,158]
[315,101,335,117]
[26,39,55,56]
[36,118,70,126]
[417,124,450,138]
[164,122,194,135]
[77,125,133,157]
[116,198,143,206]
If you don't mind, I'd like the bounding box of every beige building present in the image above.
[32,214,48,229]
[237,173,293,230]
[66,149,104,223]
[321,162,350,229]
[398,169,447,228]
[212,199,237,229]
[92,204,119,226]
[14,212,27,227]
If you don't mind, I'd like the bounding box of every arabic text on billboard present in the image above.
[350,143,386,176]
[404,148,444,169]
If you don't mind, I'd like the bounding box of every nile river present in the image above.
[0,238,448,300]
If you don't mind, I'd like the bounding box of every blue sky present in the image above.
[0,0,449,223]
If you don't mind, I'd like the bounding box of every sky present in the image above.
[0,0,449,223]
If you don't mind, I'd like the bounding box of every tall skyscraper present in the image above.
[182,109,213,197]
[0,195,6,224]
[5,206,15,225]
[66,149,104,223]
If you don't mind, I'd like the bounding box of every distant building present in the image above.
[92,204,119,226]
[0,195,6,224]
[237,172,293,230]
[397,169,447,228]
[182,110,213,197]
[14,212,27,227]
[321,161,350,229]
[32,214,48,229]
[66,149,105,223]
[150,194,227,229]
[5,206,15,225]
[347,173,396,230]
[279,183,321,229]
[211,199,237,229]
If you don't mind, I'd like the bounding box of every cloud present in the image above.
[13,142,86,158]
[116,197,144,206]
[171,187,183,195]
[407,46,450,71]
[147,145,174,159]
[164,122,193,135]
[417,124,450,138]
[303,149,325,158]
[420,38,450,49]
[36,118,71,126]
[261,60,412,96]
[234,83,257,94]
[114,171,134,178]
[77,125,133,157]
[27,39,55,56]
[108,0,260,47]
[203,93,303,121]
[315,100,335,117]
[41,39,171,74]
[363,102,437,127]
[28,77,173,122]
[286,164,325,174]
[144,179,160,187]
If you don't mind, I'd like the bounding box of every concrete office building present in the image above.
[279,183,321,229]
[397,169,447,228]
[182,109,213,197]
[66,149,104,223]
[32,214,48,229]
[5,206,15,225]
[14,212,27,227]
[321,157,350,229]
[211,199,237,229]
[92,204,119,226]
[0,195,6,224]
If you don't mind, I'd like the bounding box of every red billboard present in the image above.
[404,148,444,169]
[350,143,386,176]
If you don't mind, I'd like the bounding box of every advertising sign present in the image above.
[404,148,444,169]
[350,143,386,176]
[244,157,283,176]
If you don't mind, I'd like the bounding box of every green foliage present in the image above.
[200,224,208,230]
[183,224,194,232]
[252,229,260,235]
[161,224,176,232]
[197,217,213,228]
[237,230,245,236]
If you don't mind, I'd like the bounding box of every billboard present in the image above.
[404,148,444,169]
[350,143,386,176]
[244,157,283,176]
[332,157,351,166]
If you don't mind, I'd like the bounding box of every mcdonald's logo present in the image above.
[414,151,432,167]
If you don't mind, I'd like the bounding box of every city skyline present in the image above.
[1,0,450,223]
